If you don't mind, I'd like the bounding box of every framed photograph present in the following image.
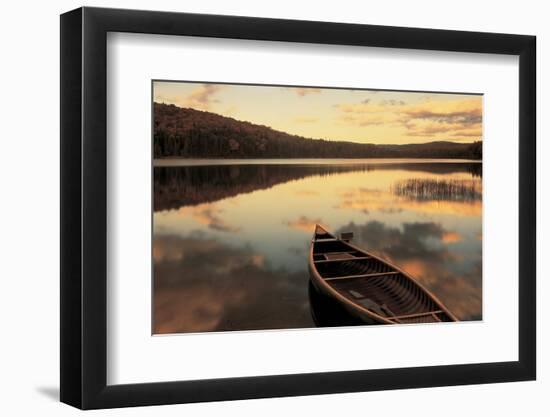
[60,7,536,409]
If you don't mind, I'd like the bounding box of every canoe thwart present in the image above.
[324,271,400,282]
[314,256,372,264]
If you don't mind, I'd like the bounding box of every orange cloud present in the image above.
[155,84,224,111]
[176,203,241,233]
[336,97,482,141]
[336,187,482,217]
[292,87,322,96]
[402,98,481,123]
[441,231,462,243]
[285,216,326,233]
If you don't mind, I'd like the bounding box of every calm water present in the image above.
[153,159,482,334]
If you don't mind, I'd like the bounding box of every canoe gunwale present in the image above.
[309,224,458,324]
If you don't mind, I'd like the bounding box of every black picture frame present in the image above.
[60,6,536,410]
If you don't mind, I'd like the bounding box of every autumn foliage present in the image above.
[153,102,482,159]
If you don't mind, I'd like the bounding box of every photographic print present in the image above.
[152,81,482,334]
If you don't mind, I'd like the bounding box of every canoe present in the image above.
[308,225,458,324]
[308,280,365,327]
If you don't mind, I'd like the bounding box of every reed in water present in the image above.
[392,178,482,202]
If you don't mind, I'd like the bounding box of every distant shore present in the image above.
[154,103,483,160]
[153,157,482,167]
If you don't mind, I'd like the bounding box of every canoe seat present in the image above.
[325,271,400,282]
[315,238,339,242]
[314,255,371,264]
[325,252,355,261]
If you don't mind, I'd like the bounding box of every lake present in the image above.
[153,159,482,334]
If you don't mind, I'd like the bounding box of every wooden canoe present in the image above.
[308,225,458,324]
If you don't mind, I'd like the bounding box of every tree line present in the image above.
[153,102,482,160]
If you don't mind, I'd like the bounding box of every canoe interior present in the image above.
[312,227,455,324]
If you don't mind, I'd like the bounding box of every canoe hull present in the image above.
[309,224,458,325]
[308,266,381,325]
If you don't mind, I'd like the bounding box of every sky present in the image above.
[153,81,482,145]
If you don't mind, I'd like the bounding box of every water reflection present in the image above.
[154,234,312,333]
[392,178,482,202]
[334,221,482,320]
[154,161,480,211]
[154,160,482,333]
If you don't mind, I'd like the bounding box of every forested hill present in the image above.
[153,102,482,159]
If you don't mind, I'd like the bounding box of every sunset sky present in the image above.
[153,81,482,145]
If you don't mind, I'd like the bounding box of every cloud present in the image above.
[336,186,482,217]
[337,102,392,114]
[153,83,223,111]
[336,97,482,140]
[336,220,453,265]
[381,99,406,106]
[400,98,482,139]
[448,129,484,138]
[441,231,462,243]
[285,216,326,233]
[403,121,466,137]
[184,84,223,109]
[338,113,395,127]
[176,203,241,233]
[290,87,322,97]
[402,99,482,125]
[335,100,406,127]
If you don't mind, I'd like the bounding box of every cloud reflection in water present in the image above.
[153,161,482,333]
[154,234,312,334]
[335,221,481,320]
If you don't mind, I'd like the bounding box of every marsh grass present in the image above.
[392,178,482,202]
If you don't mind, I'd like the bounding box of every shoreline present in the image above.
[153,158,482,167]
